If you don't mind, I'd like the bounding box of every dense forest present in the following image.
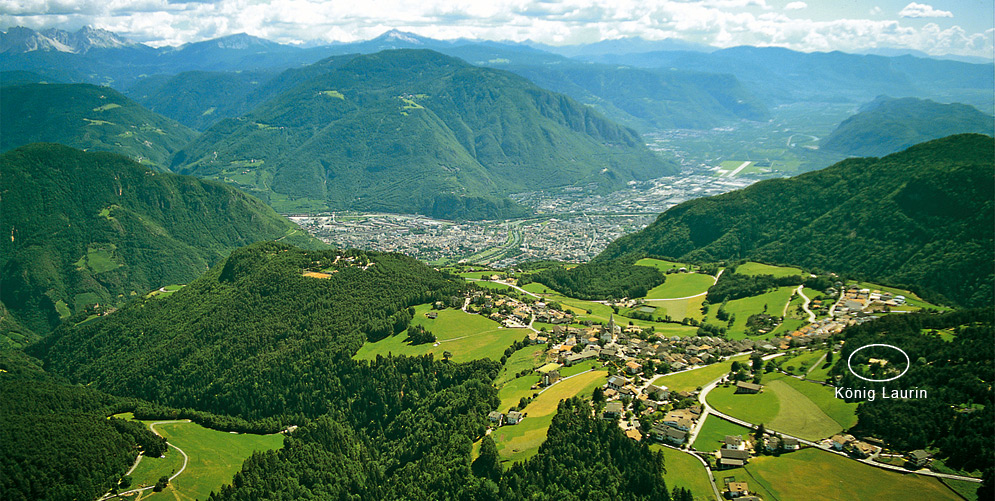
[821,96,995,157]
[830,309,993,489]
[0,83,197,167]
[520,260,665,300]
[0,350,165,501]
[0,144,323,341]
[173,49,675,218]
[597,134,995,308]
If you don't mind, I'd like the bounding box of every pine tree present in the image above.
[472,435,501,482]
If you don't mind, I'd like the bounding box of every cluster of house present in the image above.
[646,405,702,446]
[468,290,574,328]
[822,433,880,458]
[833,285,905,320]
[487,409,524,428]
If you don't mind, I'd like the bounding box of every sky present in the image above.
[1,0,993,58]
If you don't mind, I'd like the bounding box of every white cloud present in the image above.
[1,0,991,58]
[869,6,882,15]
[899,2,953,19]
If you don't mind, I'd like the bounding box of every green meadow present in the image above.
[354,304,528,362]
[743,448,964,501]
[650,445,716,500]
[692,415,753,452]
[491,370,607,465]
[736,262,803,278]
[651,354,750,393]
[706,372,856,440]
[644,272,715,299]
[705,286,797,339]
[112,413,283,501]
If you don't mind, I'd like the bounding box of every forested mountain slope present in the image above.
[821,96,994,157]
[172,49,676,219]
[0,83,197,168]
[598,134,994,308]
[0,144,322,337]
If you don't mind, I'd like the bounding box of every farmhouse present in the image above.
[727,481,749,498]
[603,401,624,419]
[908,449,932,468]
[488,411,504,427]
[718,448,750,469]
[606,375,628,391]
[734,381,763,394]
[724,435,744,450]
[506,411,523,425]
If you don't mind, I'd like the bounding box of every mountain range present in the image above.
[597,133,994,308]
[0,143,323,341]
[170,50,676,218]
[821,96,995,157]
[0,83,197,167]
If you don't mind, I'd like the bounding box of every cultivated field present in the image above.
[743,448,965,501]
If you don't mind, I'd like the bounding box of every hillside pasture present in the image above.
[650,354,750,393]
[651,445,716,500]
[354,304,527,362]
[491,369,607,465]
[736,262,803,278]
[644,272,715,299]
[743,448,964,501]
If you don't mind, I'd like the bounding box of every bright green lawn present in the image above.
[651,354,750,393]
[940,478,980,500]
[743,448,963,501]
[706,287,797,339]
[806,356,836,382]
[141,421,284,501]
[354,305,527,363]
[494,345,547,386]
[692,415,753,452]
[644,273,715,299]
[706,372,856,440]
[651,445,716,500]
[635,258,685,272]
[111,413,283,501]
[736,262,803,278]
[779,349,826,376]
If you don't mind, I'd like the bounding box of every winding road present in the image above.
[97,420,192,501]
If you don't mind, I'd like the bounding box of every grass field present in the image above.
[354,304,527,363]
[779,349,826,376]
[742,448,964,501]
[692,415,753,452]
[644,273,715,300]
[494,345,547,386]
[111,413,284,501]
[806,356,835,382]
[940,478,980,500]
[736,262,803,278]
[651,445,716,500]
[706,287,797,339]
[706,372,856,440]
[529,285,699,336]
[651,354,750,393]
[491,370,607,465]
[635,258,686,272]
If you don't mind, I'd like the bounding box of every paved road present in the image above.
[696,378,982,484]
[97,420,192,501]
[796,285,816,323]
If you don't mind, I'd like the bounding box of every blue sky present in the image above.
[1,0,992,57]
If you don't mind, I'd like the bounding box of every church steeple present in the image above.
[607,313,617,335]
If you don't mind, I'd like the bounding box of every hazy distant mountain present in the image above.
[0,143,323,336]
[173,50,676,219]
[0,83,198,168]
[821,96,995,157]
[529,36,714,58]
[577,46,995,110]
[598,133,994,308]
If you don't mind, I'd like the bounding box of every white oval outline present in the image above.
[846,343,910,382]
